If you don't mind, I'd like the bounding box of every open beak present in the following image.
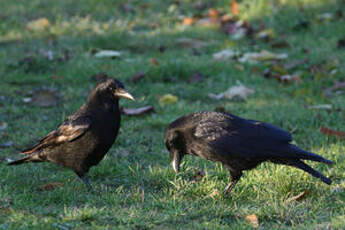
[115,88,135,101]
[170,151,181,173]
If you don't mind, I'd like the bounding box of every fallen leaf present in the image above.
[320,127,345,138]
[0,141,13,148]
[159,94,178,106]
[130,72,146,83]
[209,8,220,19]
[323,80,345,97]
[209,83,254,101]
[279,74,301,84]
[122,106,154,116]
[213,49,237,60]
[94,50,121,58]
[182,17,196,26]
[239,50,288,63]
[31,88,59,107]
[37,182,64,191]
[255,29,275,41]
[191,169,206,182]
[189,72,205,83]
[91,72,109,83]
[285,190,310,203]
[175,38,210,49]
[231,1,239,16]
[209,189,219,198]
[246,214,259,228]
[27,18,50,31]
[150,58,159,66]
[284,58,308,70]
[308,104,332,110]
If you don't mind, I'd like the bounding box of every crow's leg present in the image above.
[223,170,243,194]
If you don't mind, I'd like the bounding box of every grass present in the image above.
[0,0,345,229]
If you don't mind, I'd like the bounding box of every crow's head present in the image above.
[91,78,135,102]
[164,129,186,173]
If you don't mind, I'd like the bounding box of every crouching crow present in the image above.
[164,112,333,194]
[8,78,135,190]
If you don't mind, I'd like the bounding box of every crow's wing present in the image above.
[193,114,292,158]
[21,116,92,154]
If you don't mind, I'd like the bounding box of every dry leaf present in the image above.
[175,38,210,49]
[209,83,254,101]
[285,190,310,203]
[189,72,205,83]
[37,182,64,191]
[130,72,146,83]
[182,17,196,25]
[94,50,121,58]
[246,214,259,228]
[320,127,345,138]
[150,58,159,66]
[27,18,50,31]
[122,106,154,116]
[209,8,220,19]
[231,1,239,16]
[159,94,178,106]
[239,50,288,63]
[279,74,301,84]
[31,89,59,107]
[209,189,219,198]
[39,49,54,61]
[213,49,237,60]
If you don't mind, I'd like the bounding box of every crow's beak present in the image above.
[170,151,181,173]
[115,89,135,101]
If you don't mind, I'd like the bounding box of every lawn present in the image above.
[0,0,345,229]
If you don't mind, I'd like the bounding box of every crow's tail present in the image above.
[288,145,333,164]
[290,159,332,185]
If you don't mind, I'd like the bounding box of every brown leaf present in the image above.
[91,72,109,83]
[279,74,301,84]
[189,72,205,83]
[31,88,59,107]
[130,72,146,83]
[231,1,239,16]
[284,58,308,70]
[209,8,220,19]
[175,38,210,49]
[209,189,219,198]
[245,214,259,228]
[182,17,196,26]
[122,106,154,116]
[150,58,159,66]
[320,126,345,138]
[285,190,310,203]
[37,182,64,191]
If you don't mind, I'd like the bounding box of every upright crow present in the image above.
[8,79,135,189]
[164,112,333,194]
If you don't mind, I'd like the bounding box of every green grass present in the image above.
[1,0,345,229]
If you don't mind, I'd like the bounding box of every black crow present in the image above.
[164,112,333,194]
[8,79,135,189]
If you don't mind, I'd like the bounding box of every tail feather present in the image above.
[291,159,332,185]
[288,145,333,164]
